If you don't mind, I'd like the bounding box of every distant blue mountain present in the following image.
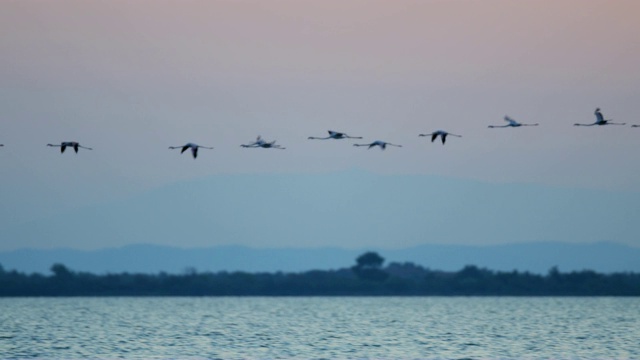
[1,171,639,252]
[1,242,638,275]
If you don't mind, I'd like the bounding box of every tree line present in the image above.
[1,252,639,296]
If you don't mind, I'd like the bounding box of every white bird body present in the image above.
[353,140,402,150]
[488,116,538,128]
[169,142,214,158]
[241,136,285,149]
[574,108,626,126]
[308,130,362,140]
[47,142,93,153]
[418,130,462,144]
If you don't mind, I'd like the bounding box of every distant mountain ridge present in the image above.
[1,172,639,251]
[1,242,638,275]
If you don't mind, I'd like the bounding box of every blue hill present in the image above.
[1,241,638,274]
[1,171,638,251]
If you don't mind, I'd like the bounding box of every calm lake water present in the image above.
[1,297,639,359]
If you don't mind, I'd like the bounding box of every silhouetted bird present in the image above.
[308,130,362,140]
[353,140,402,150]
[419,130,462,144]
[574,108,625,126]
[169,143,214,159]
[488,116,538,128]
[241,136,285,149]
[47,142,92,153]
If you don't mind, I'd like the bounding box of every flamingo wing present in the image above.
[505,116,518,126]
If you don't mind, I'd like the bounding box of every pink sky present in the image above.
[3,0,639,87]
[1,0,639,230]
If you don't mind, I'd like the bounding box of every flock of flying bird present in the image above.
[1,108,638,158]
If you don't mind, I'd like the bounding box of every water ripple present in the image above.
[0,297,639,359]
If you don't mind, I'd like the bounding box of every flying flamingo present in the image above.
[308,130,362,140]
[419,130,462,145]
[353,140,402,150]
[488,116,538,128]
[47,142,92,153]
[574,108,625,126]
[241,136,285,149]
[169,143,214,159]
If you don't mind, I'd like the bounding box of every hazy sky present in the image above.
[1,0,639,250]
